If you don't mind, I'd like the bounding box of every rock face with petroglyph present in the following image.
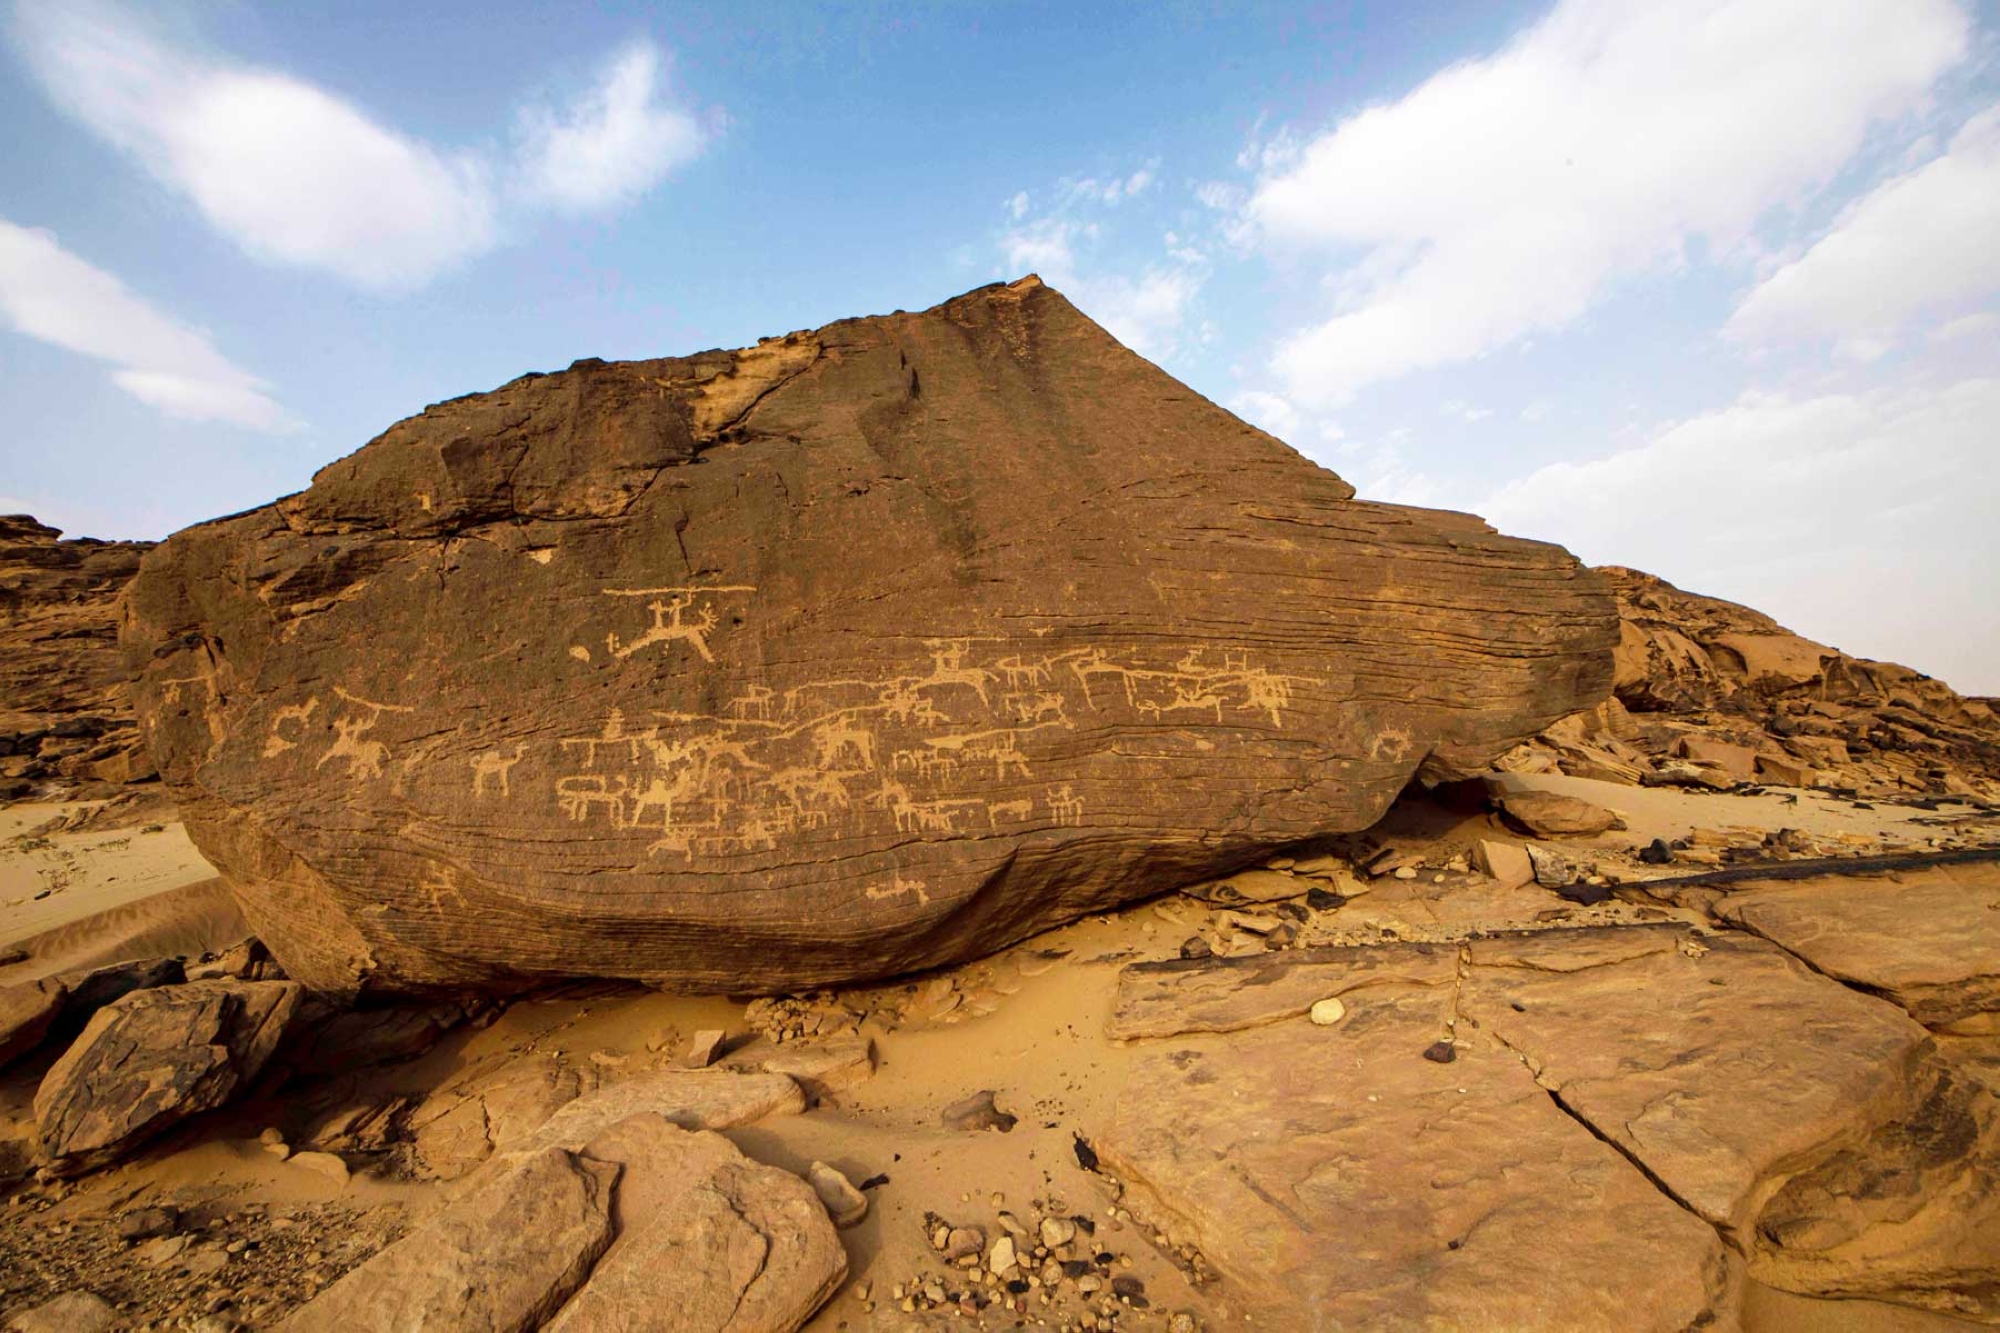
[121,276,1614,996]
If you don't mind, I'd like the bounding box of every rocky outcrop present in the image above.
[1102,949,1735,1331]
[1104,910,2000,1327]
[278,1143,621,1332]
[1660,859,2000,1032]
[1509,567,2000,799]
[33,978,301,1173]
[122,277,1615,997]
[0,515,154,799]
[284,1114,845,1333]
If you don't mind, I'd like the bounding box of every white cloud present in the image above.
[515,41,706,215]
[1440,400,1492,423]
[997,173,1206,358]
[1007,191,1031,220]
[1228,390,1303,438]
[1728,106,2000,351]
[1482,377,2000,693]
[11,3,708,290]
[0,219,292,429]
[1932,311,2000,343]
[1243,0,1970,408]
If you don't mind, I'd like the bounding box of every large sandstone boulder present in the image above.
[123,277,1614,996]
[33,978,301,1173]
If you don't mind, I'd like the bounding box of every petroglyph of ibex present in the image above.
[814,717,878,771]
[263,697,318,757]
[870,778,977,834]
[925,729,1032,779]
[987,798,1033,828]
[916,639,995,706]
[996,656,1052,690]
[866,873,932,906]
[727,684,777,720]
[602,585,755,663]
[1006,691,1068,726]
[470,744,526,797]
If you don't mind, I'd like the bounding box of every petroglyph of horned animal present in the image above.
[607,592,721,662]
[263,697,319,758]
[916,639,995,706]
[996,656,1053,690]
[867,778,972,834]
[1049,783,1086,827]
[866,874,932,906]
[768,766,853,812]
[1135,683,1228,724]
[814,717,878,770]
[987,798,1033,828]
[557,774,629,825]
[1006,691,1068,726]
[727,684,777,720]
[470,744,527,797]
[924,729,1032,779]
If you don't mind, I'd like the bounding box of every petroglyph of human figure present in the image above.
[262,697,318,758]
[470,744,526,797]
[560,710,652,770]
[602,585,754,663]
[314,688,413,781]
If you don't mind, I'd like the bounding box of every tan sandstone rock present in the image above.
[279,1144,619,1332]
[1100,964,1733,1330]
[122,277,1615,996]
[1462,926,1930,1234]
[34,978,301,1173]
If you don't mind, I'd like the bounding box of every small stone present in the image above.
[258,1126,284,1146]
[946,1226,986,1260]
[942,1089,1017,1133]
[989,1234,1019,1275]
[805,1160,868,1227]
[1178,936,1212,961]
[1040,1216,1077,1248]
[1309,997,1347,1027]
[683,1028,727,1068]
[1392,866,1419,880]
[288,1150,350,1187]
[117,1205,180,1241]
[1421,1040,1457,1064]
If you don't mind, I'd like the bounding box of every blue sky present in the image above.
[2,0,1997,692]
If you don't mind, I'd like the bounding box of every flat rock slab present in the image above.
[1107,943,1458,1040]
[279,1144,619,1332]
[1462,926,1931,1234]
[1101,972,1733,1331]
[507,1069,805,1161]
[123,276,1614,996]
[1706,862,2000,1030]
[34,978,301,1173]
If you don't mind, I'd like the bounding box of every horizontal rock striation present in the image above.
[123,277,1614,996]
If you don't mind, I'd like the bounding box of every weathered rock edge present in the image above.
[123,276,1615,996]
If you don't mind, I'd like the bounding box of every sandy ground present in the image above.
[1,799,216,949]
[3,773,1996,1329]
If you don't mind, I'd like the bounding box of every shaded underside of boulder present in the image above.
[123,276,1614,997]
